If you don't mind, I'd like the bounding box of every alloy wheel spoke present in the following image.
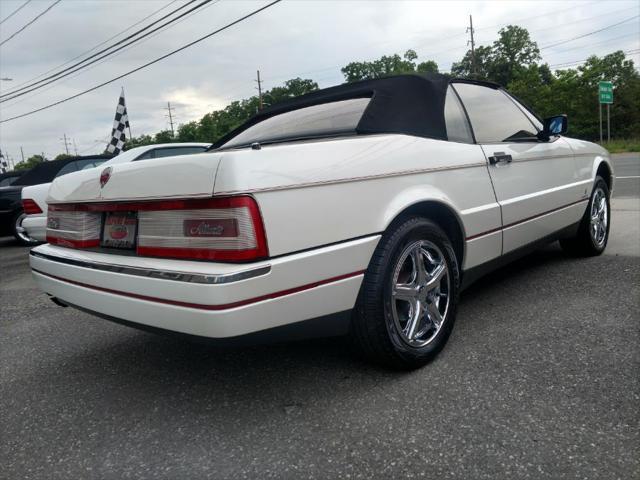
[412,248,428,286]
[426,302,443,329]
[393,284,417,302]
[426,262,446,289]
[403,300,422,340]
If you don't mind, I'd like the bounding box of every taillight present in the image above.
[44,196,269,262]
[22,199,43,215]
[46,208,101,248]
[137,196,268,261]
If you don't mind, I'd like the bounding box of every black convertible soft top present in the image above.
[12,154,112,186]
[212,73,501,149]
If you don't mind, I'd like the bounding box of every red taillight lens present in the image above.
[45,197,269,262]
[137,196,269,261]
[46,209,101,248]
[22,199,43,215]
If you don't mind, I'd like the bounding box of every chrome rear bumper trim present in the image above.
[29,250,271,285]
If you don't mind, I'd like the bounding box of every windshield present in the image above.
[221,97,371,149]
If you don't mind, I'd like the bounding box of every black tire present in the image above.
[560,176,610,257]
[11,211,38,246]
[351,216,460,370]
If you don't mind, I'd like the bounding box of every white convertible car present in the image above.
[30,74,613,368]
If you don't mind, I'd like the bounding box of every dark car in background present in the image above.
[0,171,24,187]
[0,154,111,245]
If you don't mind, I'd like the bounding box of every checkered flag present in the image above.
[106,88,130,155]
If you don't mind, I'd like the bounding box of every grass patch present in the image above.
[597,138,640,153]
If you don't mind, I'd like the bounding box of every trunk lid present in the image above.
[48,153,222,204]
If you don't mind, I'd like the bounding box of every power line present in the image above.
[0,0,282,124]
[545,32,640,56]
[0,0,61,47]
[0,0,210,102]
[0,0,222,111]
[3,0,180,93]
[0,0,32,26]
[540,15,640,50]
[549,48,640,68]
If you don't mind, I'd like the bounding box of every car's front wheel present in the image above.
[560,176,610,256]
[351,217,460,369]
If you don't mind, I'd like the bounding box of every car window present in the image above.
[221,98,371,149]
[152,147,208,158]
[134,150,155,161]
[76,159,106,170]
[507,93,543,131]
[0,177,16,187]
[444,86,474,143]
[453,83,539,143]
[54,161,79,178]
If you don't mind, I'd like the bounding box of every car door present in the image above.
[453,82,583,254]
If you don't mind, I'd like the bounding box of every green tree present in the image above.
[452,26,540,85]
[341,49,438,82]
[13,154,45,171]
[451,45,493,79]
[53,153,73,161]
[508,51,639,140]
[490,25,541,85]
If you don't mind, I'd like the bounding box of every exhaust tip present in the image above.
[49,296,68,308]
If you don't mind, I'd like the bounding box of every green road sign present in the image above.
[599,81,613,104]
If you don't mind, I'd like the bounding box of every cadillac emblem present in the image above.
[99,167,112,188]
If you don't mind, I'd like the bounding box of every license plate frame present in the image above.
[101,211,138,250]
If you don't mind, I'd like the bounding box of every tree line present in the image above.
[15,25,639,168]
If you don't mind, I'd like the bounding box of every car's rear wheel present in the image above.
[560,176,610,256]
[351,216,460,369]
[12,212,39,246]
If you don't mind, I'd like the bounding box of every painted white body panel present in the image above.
[215,135,501,267]
[20,182,48,240]
[22,215,47,242]
[31,237,375,337]
[32,130,610,339]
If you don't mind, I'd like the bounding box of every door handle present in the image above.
[489,152,513,165]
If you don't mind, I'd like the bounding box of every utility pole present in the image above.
[73,139,79,156]
[255,70,264,110]
[20,146,25,163]
[467,15,476,77]
[164,101,175,137]
[60,133,71,155]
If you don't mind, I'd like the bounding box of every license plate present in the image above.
[102,212,137,249]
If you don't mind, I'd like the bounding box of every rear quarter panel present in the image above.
[214,135,501,269]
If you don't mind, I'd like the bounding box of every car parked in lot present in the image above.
[20,143,210,243]
[1,156,111,245]
[29,74,613,368]
[0,171,24,187]
[20,155,111,243]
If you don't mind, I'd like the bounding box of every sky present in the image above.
[0,0,638,165]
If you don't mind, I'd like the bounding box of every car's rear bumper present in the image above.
[30,236,379,339]
[22,215,47,242]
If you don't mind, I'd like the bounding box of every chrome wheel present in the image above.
[590,187,608,248]
[389,240,450,348]
[14,213,36,244]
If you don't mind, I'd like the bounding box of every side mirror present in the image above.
[541,115,568,140]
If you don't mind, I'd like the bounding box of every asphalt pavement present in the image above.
[1,154,638,480]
